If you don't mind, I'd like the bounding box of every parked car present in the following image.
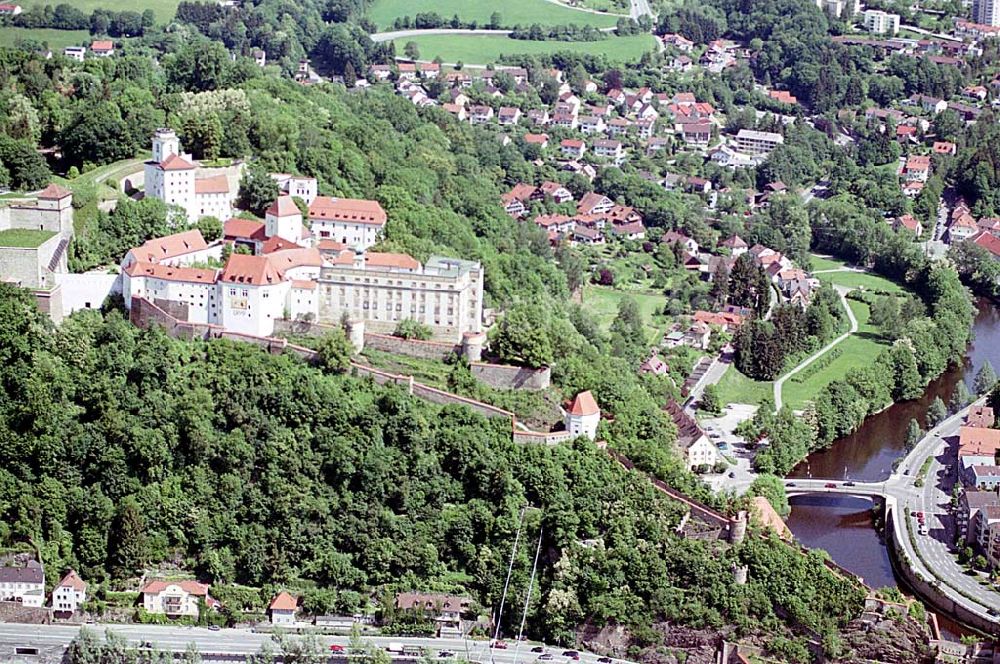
[437,652,455,659]
[824,482,837,488]
[531,647,545,653]
[562,651,579,659]
[728,471,736,478]
[538,654,555,661]
[208,626,221,632]
[597,658,613,663]
[844,481,856,486]
[787,482,796,487]
[492,642,509,650]
[330,645,345,653]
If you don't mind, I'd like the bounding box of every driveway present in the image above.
[700,403,758,493]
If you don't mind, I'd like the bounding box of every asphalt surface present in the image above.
[0,624,626,664]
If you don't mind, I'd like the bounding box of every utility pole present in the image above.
[491,505,527,664]
[511,526,544,664]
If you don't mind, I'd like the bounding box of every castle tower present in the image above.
[151,128,180,164]
[264,196,303,244]
[565,391,600,440]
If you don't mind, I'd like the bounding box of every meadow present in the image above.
[20,0,183,22]
[0,27,91,50]
[369,0,620,30]
[391,33,656,65]
[581,284,666,343]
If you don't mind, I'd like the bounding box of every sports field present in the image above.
[369,0,619,30]
[392,33,656,65]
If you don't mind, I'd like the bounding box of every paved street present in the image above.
[0,624,627,664]
[628,0,654,20]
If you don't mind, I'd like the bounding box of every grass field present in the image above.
[392,33,656,64]
[716,365,772,407]
[808,254,850,272]
[21,0,182,22]
[816,269,904,294]
[0,228,57,248]
[0,27,91,49]
[581,284,665,343]
[781,300,890,409]
[369,0,620,29]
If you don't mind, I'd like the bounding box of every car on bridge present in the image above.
[824,482,837,488]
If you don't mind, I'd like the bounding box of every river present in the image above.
[784,299,1000,633]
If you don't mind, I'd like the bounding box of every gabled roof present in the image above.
[56,570,87,592]
[157,153,195,171]
[309,196,387,226]
[269,591,298,612]
[129,229,208,264]
[91,40,114,51]
[37,183,72,200]
[267,247,326,271]
[267,195,300,217]
[567,390,599,416]
[224,218,267,242]
[364,252,420,270]
[141,580,210,596]
[124,261,218,284]
[194,175,230,195]
[220,254,283,286]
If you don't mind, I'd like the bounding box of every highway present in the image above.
[0,624,624,664]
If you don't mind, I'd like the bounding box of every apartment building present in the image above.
[863,9,900,35]
[735,129,784,156]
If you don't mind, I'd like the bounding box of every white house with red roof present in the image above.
[52,570,87,614]
[123,229,216,269]
[143,129,236,223]
[269,591,298,625]
[219,254,289,337]
[0,4,23,15]
[560,138,586,159]
[90,40,115,57]
[271,173,318,205]
[141,580,218,618]
[265,195,306,245]
[308,196,387,250]
[564,391,600,440]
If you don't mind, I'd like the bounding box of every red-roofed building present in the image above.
[768,90,798,105]
[972,231,1000,260]
[564,391,600,439]
[893,214,923,238]
[308,196,387,249]
[90,40,114,57]
[524,133,550,148]
[53,570,87,614]
[141,580,218,617]
[269,592,298,624]
[560,138,586,159]
[124,229,211,268]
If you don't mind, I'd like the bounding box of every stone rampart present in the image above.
[470,362,551,390]
[364,333,459,361]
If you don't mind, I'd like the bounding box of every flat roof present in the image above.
[0,228,57,248]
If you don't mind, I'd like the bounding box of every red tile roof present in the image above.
[194,175,230,195]
[267,247,326,271]
[365,252,420,270]
[267,195,300,217]
[220,254,283,286]
[973,231,1000,258]
[141,580,210,596]
[129,229,208,264]
[309,196,386,226]
[91,40,114,51]
[157,153,195,171]
[56,570,87,592]
[269,591,298,612]
[567,390,599,416]
[37,183,72,200]
[223,218,266,242]
[124,261,218,284]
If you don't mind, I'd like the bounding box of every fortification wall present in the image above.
[364,333,459,361]
[470,362,551,390]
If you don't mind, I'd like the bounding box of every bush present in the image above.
[393,319,432,341]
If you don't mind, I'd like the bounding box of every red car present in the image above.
[492,642,508,650]
[330,645,345,653]
[824,482,837,489]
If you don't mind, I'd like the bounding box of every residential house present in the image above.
[664,400,722,470]
[661,33,694,52]
[685,176,712,194]
[523,133,549,149]
[526,109,550,126]
[720,234,748,257]
[681,122,712,146]
[577,192,615,216]
[646,137,670,155]
[606,88,626,106]
[560,138,586,160]
[52,570,87,615]
[910,94,947,114]
[564,391,600,440]
[396,592,473,638]
[0,3,22,15]
[497,107,522,126]
[669,55,694,72]
[0,560,45,607]
[609,221,646,240]
[959,489,1000,545]
[661,230,699,255]
[950,212,979,242]
[90,40,114,57]
[269,592,298,625]
[419,62,440,79]
[539,181,574,203]
[902,180,925,198]
[397,63,418,80]
[551,112,578,130]
[571,225,604,245]
[972,231,1000,260]
[606,117,630,137]
[903,155,931,182]
[63,46,85,62]
[501,183,538,218]
[768,90,798,105]
[442,104,467,121]
[308,195,387,249]
[894,214,923,238]
[579,115,606,135]
[933,141,957,155]
[639,353,669,375]
[141,580,218,618]
[469,105,494,125]
[593,139,624,165]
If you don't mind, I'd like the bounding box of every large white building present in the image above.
[735,129,784,156]
[308,196,387,249]
[142,129,237,223]
[973,0,1000,26]
[52,570,87,614]
[141,580,217,618]
[0,560,45,607]
[317,251,484,342]
[862,9,900,34]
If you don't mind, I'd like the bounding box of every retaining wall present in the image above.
[364,333,459,361]
[470,362,551,390]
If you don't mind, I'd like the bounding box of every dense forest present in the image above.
[0,285,865,655]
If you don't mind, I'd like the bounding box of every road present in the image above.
[0,624,625,664]
[774,401,1000,629]
[772,286,857,411]
[629,0,654,20]
[370,29,515,43]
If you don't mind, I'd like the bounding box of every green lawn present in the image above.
[21,0,182,23]
[716,364,772,407]
[816,269,904,294]
[581,284,665,343]
[808,254,850,272]
[0,27,91,50]
[391,33,655,64]
[369,0,619,29]
[781,300,890,409]
[0,228,57,248]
